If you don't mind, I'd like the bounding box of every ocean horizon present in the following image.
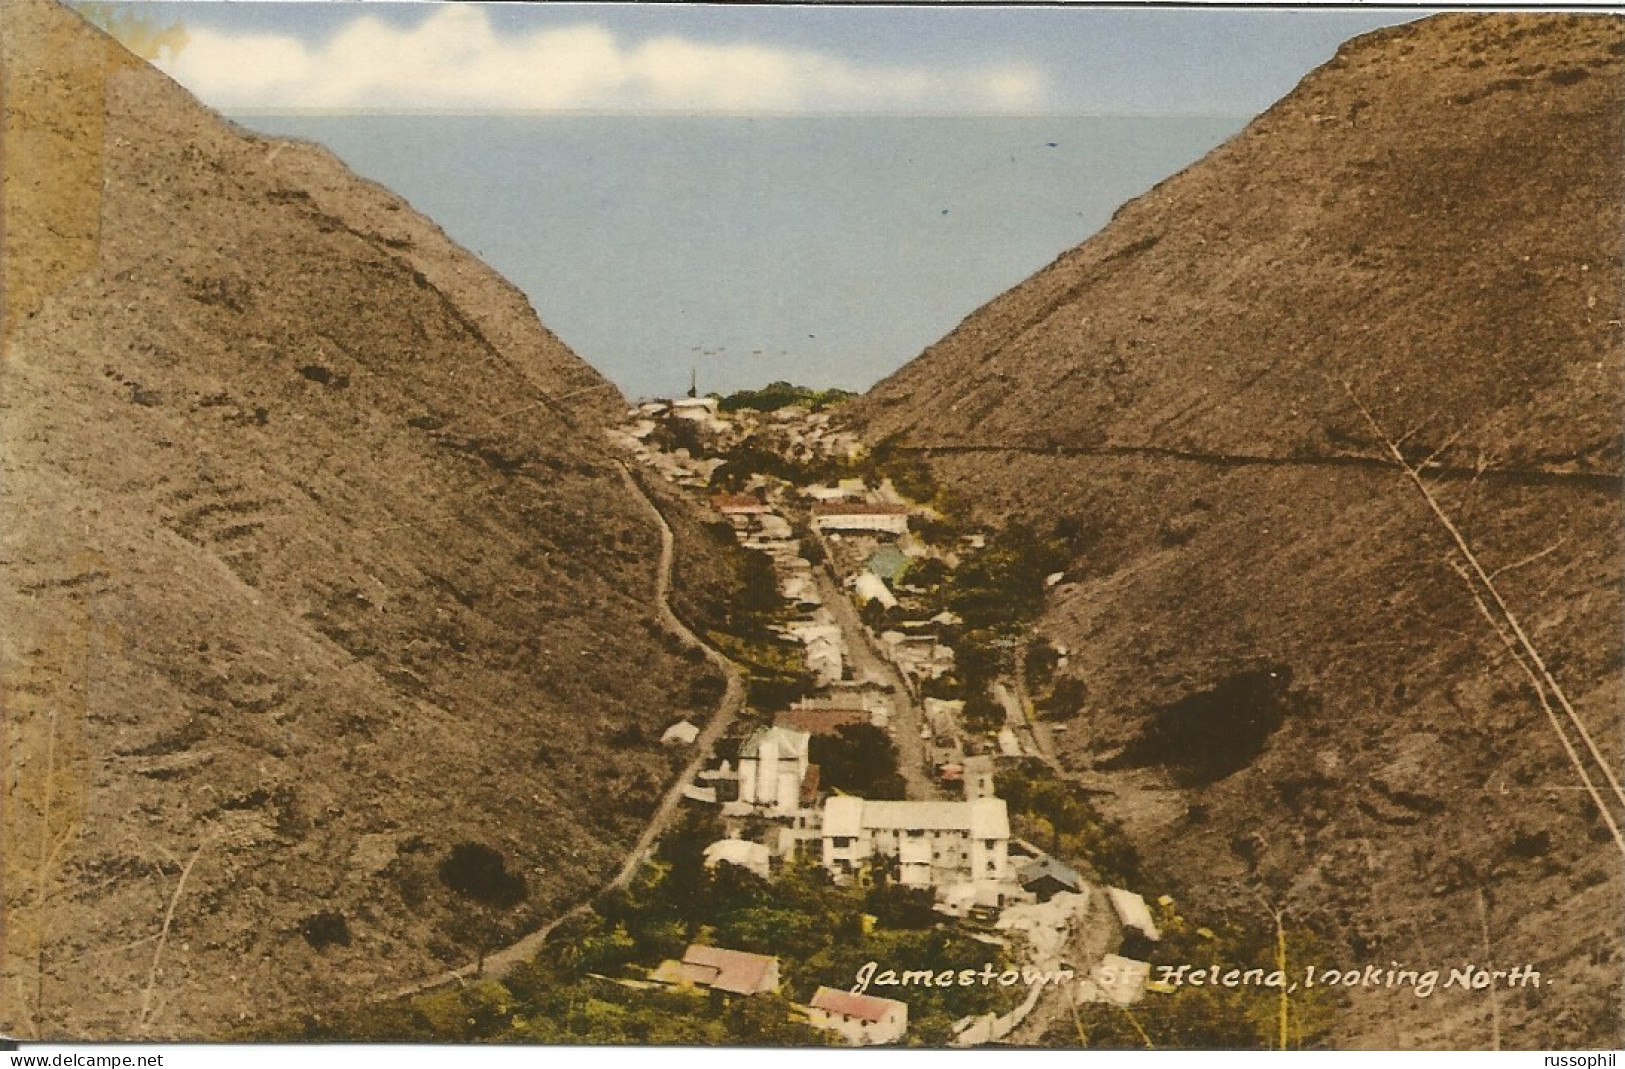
[233,113,1247,400]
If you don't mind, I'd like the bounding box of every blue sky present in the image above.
[108,2,1459,397]
[132,3,1438,116]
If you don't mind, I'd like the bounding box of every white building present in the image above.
[807,986,908,1046]
[1106,887,1163,942]
[670,396,720,420]
[805,634,844,687]
[810,501,910,536]
[738,725,812,813]
[821,796,1010,888]
[661,720,700,746]
[853,573,899,609]
[704,838,773,880]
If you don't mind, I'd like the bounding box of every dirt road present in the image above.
[809,564,940,800]
[373,463,743,1000]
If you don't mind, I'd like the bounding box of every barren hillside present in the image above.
[849,13,1624,1048]
[2,0,725,1039]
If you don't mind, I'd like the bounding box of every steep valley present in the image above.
[847,13,1624,1049]
[1,0,733,1039]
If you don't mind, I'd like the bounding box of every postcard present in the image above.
[1,0,1619,1053]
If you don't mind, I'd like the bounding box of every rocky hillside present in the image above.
[849,13,1623,1049]
[2,0,725,1039]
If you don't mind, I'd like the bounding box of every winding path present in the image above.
[373,461,743,1001]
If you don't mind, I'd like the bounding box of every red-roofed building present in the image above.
[712,493,771,516]
[807,986,908,1045]
[775,707,872,736]
[810,501,909,535]
[651,944,781,996]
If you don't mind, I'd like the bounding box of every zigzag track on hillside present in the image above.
[369,462,745,1004]
[894,441,1621,491]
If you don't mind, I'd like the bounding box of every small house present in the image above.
[807,986,908,1046]
[775,707,872,737]
[853,573,898,609]
[703,838,772,881]
[661,720,700,746]
[961,754,995,800]
[1106,886,1163,943]
[652,944,780,996]
[1015,855,1084,901]
[711,492,771,517]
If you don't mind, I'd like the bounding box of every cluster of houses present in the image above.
[611,395,865,488]
[710,491,855,687]
[641,864,1169,1047]
[611,396,733,487]
[683,715,1121,938]
[805,489,967,698]
[646,942,911,1045]
[618,396,1171,1045]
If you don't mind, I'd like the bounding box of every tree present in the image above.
[810,724,905,799]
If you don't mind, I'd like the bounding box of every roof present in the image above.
[1106,887,1163,941]
[969,797,1011,839]
[704,839,770,871]
[776,708,870,736]
[711,492,769,513]
[661,720,700,745]
[1016,855,1084,891]
[823,795,865,839]
[678,944,779,995]
[865,545,910,581]
[801,764,822,805]
[823,797,1010,837]
[739,725,811,761]
[811,501,909,517]
[810,986,905,1023]
[853,572,898,608]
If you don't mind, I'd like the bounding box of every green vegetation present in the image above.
[995,759,1138,886]
[1055,902,1338,1049]
[674,514,811,711]
[718,381,857,413]
[709,438,847,492]
[865,433,941,507]
[942,522,1069,631]
[288,809,1021,1045]
[1036,675,1088,721]
[707,629,814,712]
[809,723,906,800]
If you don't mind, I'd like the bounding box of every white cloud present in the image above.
[155,6,1049,114]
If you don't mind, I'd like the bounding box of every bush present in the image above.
[1038,675,1088,721]
[300,910,351,950]
[438,842,527,908]
[810,723,906,799]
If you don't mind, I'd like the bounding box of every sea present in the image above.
[230,114,1246,400]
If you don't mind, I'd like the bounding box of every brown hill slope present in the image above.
[1,0,724,1039]
[849,13,1623,1049]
